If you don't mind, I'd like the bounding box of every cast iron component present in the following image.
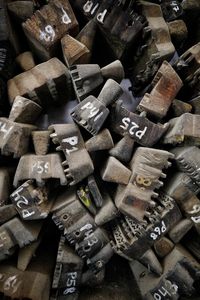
[131,0,175,92]
[162,113,200,145]
[9,96,42,124]
[52,236,83,299]
[13,153,67,187]
[49,123,94,185]
[111,192,182,260]
[87,175,103,208]
[0,118,36,158]
[168,20,188,50]
[7,1,34,23]
[61,34,90,67]
[0,168,12,206]
[16,51,36,71]
[164,171,200,232]
[109,135,134,163]
[0,246,54,300]
[94,190,118,226]
[114,147,174,221]
[137,61,183,119]
[109,100,169,147]
[130,245,200,299]
[85,129,114,153]
[101,156,132,185]
[154,237,175,258]
[70,62,124,102]
[0,205,17,225]
[71,79,123,135]
[175,42,200,84]
[8,58,72,106]
[10,180,52,220]
[171,146,200,187]
[52,188,112,272]
[168,218,193,243]
[161,0,183,22]
[96,0,147,59]
[0,217,42,262]
[170,99,192,117]
[23,0,79,61]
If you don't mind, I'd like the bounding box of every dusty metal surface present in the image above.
[0,0,200,299]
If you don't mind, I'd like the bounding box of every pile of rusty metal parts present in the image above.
[0,0,200,299]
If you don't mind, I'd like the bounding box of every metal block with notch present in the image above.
[137,61,183,119]
[162,113,200,145]
[52,188,112,272]
[132,1,175,92]
[70,60,124,102]
[71,79,123,135]
[23,0,79,61]
[49,123,94,185]
[111,193,182,260]
[10,180,53,220]
[8,58,72,106]
[109,100,169,146]
[171,146,200,187]
[0,118,37,158]
[130,245,200,299]
[114,147,174,221]
[13,153,67,187]
[0,217,42,262]
[52,236,83,300]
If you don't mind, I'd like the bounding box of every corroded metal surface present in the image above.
[0,0,200,299]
